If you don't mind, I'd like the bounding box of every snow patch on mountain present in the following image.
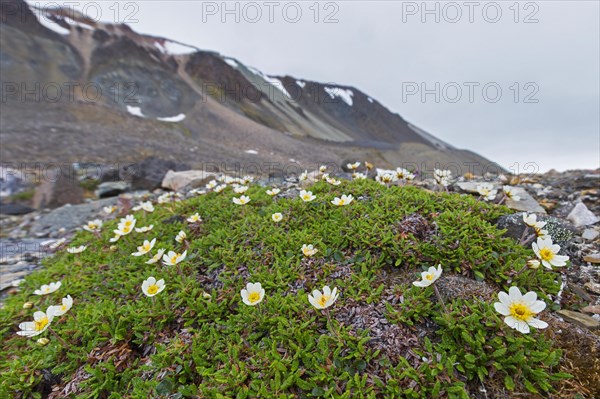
[157,114,186,122]
[248,67,291,98]
[224,58,239,68]
[126,106,145,118]
[324,87,354,106]
[36,15,70,35]
[296,80,306,88]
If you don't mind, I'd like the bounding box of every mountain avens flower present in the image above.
[162,250,187,266]
[135,225,154,233]
[503,186,521,201]
[308,286,339,309]
[17,309,55,337]
[48,295,73,317]
[522,213,546,230]
[476,183,498,201]
[266,188,280,196]
[331,194,354,206]
[241,282,265,306]
[34,282,61,296]
[67,245,87,254]
[347,162,360,170]
[233,195,251,205]
[82,219,103,232]
[132,238,156,256]
[412,264,443,287]
[234,185,249,194]
[299,190,316,202]
[272,212,283,222]
[187,213,202,223]
[494,286,548,334]
[532,237,569,269]
[146,248,166,264]
[175,230,187,243]
[302,244,318,257]
[142,277,165,297]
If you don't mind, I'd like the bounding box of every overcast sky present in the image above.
[32,1,600,172]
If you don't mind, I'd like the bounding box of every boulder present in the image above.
[496,213,575,249]
[32,170,84,209]
[0,202,35,215]
[161,170,218,192]
[556,309,599,330]
[567,202,599,227]
[120,157,190,191]
[503,187,546,213]
[95,181,130,198]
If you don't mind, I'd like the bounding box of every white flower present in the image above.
[240,282,265,306]
[494,286,548,334]
[132,238,156,256]
[233,195,251,205]
[412,264,443,287]
[527,259,541,269]
[214,184,227,193]
[434,169,451,186]
[116,215,136,235]
[242,175,254,184]
[109,234,121,243]
[308,286,339,309]
[299,171,308,181]
[396,168,415,181]
[319,165,327,173]
[135,225,154,233]
[302,244,318,257]
[175,231,187,243]
[299,190,316,202]
[352,172,367,180]
[48,295,73,317]
[187,213,202,223]
[67,245,87,254]
[142,277,166,297]
[375,172,397,185]
[82,219,103,232]
[162,250,187,266]
[476,183,498,201]
[266,188,281,196]
[347,162,360,170]
[522,213,546,230]
[326,177,341,186]
[140,201,155,212]
[234,185,249,194]
[146,248,166,264]
[34,282,61,296]
[103,205,117,214]
[331,194,354,206]
[16,309,55,337]
[532,237,569,269]
[206,180,217,189]
[503,186,521,201]
[272,212,283,222]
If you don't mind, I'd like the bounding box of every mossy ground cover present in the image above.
[0,179,575,398]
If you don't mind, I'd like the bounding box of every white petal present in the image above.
[494,302,510,316]
[508,286,522,301]
[497,291,510,305]
[323,286,331,296]
[529,300,546,313]
[528,318,548,329]
[522,291,538,305]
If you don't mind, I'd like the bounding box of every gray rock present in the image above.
[503,187,546,213]
[496,212,575,249]
[95,181,130,198]
[120,157,190,191]
[161,170,218,192]
[32,170,84,209]
[0,202,35,215]
[567,202,599,227]
[556,309,600,330]
[30,197,118,236]
[582,228,600,241]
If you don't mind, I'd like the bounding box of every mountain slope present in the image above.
[0,0,502,174]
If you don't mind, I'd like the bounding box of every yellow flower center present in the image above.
[43,287,50,293]
[509,302,533,321]
[171,255,179,264]
[248,292,261,303]
[338,199,345,205]
[318,295,330,307]
[35,316,49,331]
[61,304,67,311]
[143,244,150,251]
[539,248,554,261]
[147,285,159,295]
[425,273,434,281]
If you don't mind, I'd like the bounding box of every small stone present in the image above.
[161,170,218,192]
[95,181,129,198]
[556,309,600,330]
[582,228,599,241]
[584,282,600,295]
[567,202,599,227]
[583,253,600,263]
[581,305,600,314]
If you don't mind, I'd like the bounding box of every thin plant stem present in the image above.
[518,226,530,245]
[433,284,448,314]
[48,327,69,347]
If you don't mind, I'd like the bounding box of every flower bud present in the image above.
[23,302,34,309]
[527,259,541,269]
[37,338,50,346]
